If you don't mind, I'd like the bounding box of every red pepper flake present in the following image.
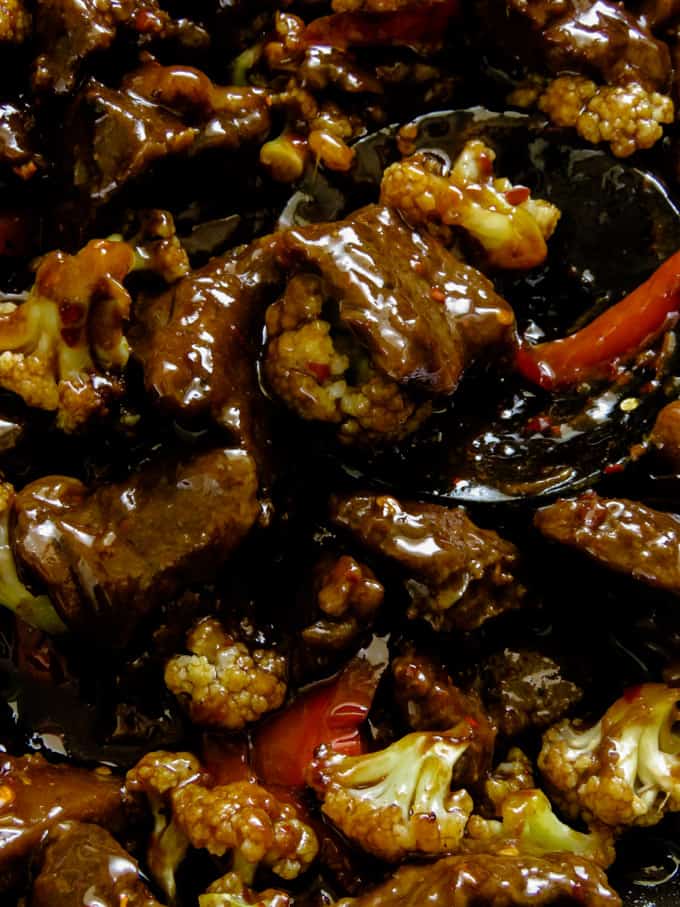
[430,287,446,303]
[307,361,331,382]
[464,714,479,728]
[135,9,162,32]
[505,186,531,206]
[477,152,493,178]
[59,301,84,326]
[604,462,625,475]
[525,415,552,434]
[623,684,643,703]
[550,424,563,438]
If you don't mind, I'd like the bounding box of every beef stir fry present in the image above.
[4,2,680,906]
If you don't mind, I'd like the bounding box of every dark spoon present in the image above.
[282,108,680,503]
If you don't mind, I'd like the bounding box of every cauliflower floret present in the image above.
[307,725,479,861]
[380,141,560,269]
[465,788,616,868]
[302,554,384,650]
[483,747,536,816]
[0,212,188,432]
[126,751,204,902]
[165,617,287,730]
[539,683,680,828]
[0,481,65,633]
[173,780,318,880]
[200,872,290,907]
[0,0,31,42]
[264,273,432,444]
[127,751,318,894]
[538,75,674,158]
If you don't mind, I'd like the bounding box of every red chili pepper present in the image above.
[307,361,331,382]
[623,684,643,703]
[516,250,680,390]
[251,645,387,787]
[201,733,254,785]
[302,0,459,50]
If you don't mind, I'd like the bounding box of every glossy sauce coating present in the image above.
[11,447,259,644]
[535,493,680,594]
[278,205,516,396]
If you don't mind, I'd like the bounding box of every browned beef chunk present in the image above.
[12,448,259,644]
[277,205,515,397]
[535,493,680,595]
[650,400,680,471]
[33,0,208,94]
[478,648,582,737]
[67,63,270,204]
[392,650,493,732]
[331,493,524,631]
[30,822,162,907]
[479,0,670,90]
[0,103,40,178]
[345,853,621,906]
[0,755,123,869]
[130,237,279,460]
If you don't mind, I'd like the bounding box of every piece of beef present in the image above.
[535,493,680,595]
[0,103,40,178]
[11,447,259,644]
[344,852,621,906]
[30,822,162,907]
[0,755,123,871]
[33,0,208,94]
[276,205,515,397]
[67,62,270,204]
[130,236,279,464]
[477,0,671,90]
[650,400,680,471]
[392,650,493,732]
[479,648,583,737]
[331,493,524,631]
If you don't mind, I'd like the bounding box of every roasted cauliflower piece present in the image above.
[127,750,318,892]
[0,214,188,431]
[0,481,65,633]
[307,723,481,861]
[380,140,560,269]
[126,750,203,902]
[173,780,318,881]
[165,617,287,730]
[0,0,31,42]
[539,683,680,828]
[200,872,290,907]
[465,788,616,868]
[302,554,384,650]
[537,75,674,158]
[482,747,536,816]
[264,273,432,445]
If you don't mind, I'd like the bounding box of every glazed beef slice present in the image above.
[12,448,259,644]
[30,822,162,907]
[535,493,680,594]
[331,493,524,631]
[0,754,123,868]
[278,205,516,396]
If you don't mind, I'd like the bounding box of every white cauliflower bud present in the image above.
[165,617,287,730]
[308,726,478,861]
[539,683,680,828]
[380,140,560,270]
[538,75,674,158]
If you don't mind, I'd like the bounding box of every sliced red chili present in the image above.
[251,644,387,787]
[516,249,680,390]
